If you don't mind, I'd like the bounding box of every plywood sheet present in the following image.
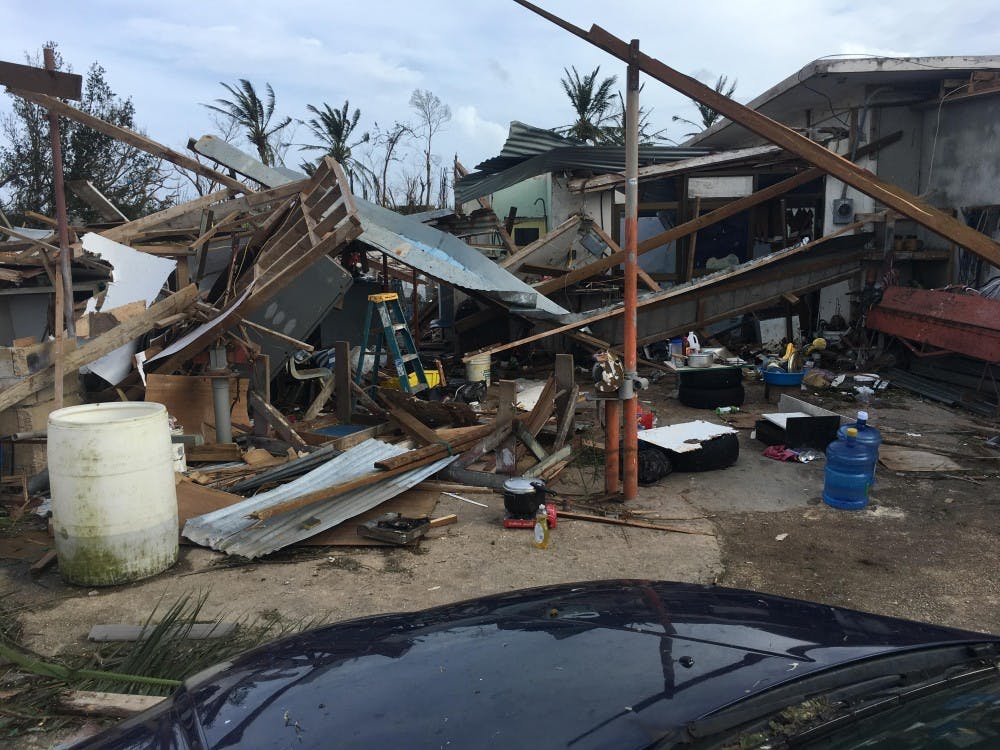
[146,374,250,440]
[878,446,962,472]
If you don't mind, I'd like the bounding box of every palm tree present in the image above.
[204,80,291,166]
[672,74,737,136]
[299,100,370,188]
[602,89,674,146]
[560,65,617,143]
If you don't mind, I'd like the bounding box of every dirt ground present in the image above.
[1,374,998,745]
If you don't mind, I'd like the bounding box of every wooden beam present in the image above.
[588,221,660,292]
[334,340,352,423]
[558,509,714,535]
[10,89,249,193]
[536,168,821,295]
[0,285,199,412]
[67,180,128,222]
[568,144,783,194]
[248,390,307,450]
[464,214,879,361]
[388,407,440,446]
[0,60,82,99]
[500,215,581,271]
[101,189,231,244]
[513,4,1000,267]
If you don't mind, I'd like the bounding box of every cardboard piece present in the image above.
[878,446,963,473]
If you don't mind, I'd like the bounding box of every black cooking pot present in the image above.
[502,477,549,516]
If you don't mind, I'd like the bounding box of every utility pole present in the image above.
[621,39,640,500]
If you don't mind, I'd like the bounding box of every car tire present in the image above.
[678,384,746,409]
[636,444,673,485]
[678,368,742,389]
[667,432,740,472]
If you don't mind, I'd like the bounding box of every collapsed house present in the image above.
[0,35,997,576]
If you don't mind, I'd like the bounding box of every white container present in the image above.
[48,402,178,586]
[465,353,491,385]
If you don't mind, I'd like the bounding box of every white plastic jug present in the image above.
[686,332,701,353]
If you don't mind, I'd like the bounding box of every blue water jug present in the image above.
[837,410,881,484]
[823,428,871,510]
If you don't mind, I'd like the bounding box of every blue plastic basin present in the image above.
[760,369,805,386]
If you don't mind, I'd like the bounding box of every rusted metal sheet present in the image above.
[866,287,1000,362]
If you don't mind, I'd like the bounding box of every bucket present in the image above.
[465,353,491,385]
[48,402,178,586]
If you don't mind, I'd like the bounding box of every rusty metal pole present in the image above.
[44,46,74,340]
[604,399,619,494]
[621,40,640,500]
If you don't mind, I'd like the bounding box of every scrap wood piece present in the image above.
[248,391,307,450]
[514,419,549,462]
[523,445,572,478]
[557,509,715,536]
[388,406,440,446]
[0,284,198,413]
[185,443,242,463]
[553,384,580,450]
[378,387,478,428]
[10,89,248,194]
[60,691,165,719]
[519,7,1000,267]
[376,422,498,471]
[524,376,556,436]
[429,513,458,528]
[145,373,251,441]
[878,445,963,473]
[176,477,243,528]
[67,180,127,223]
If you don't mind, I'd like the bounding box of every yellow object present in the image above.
[379,370,441,391]
[533,504,550,549]
[367,292,399,302]
[846,427,858,438]
[804,337,827,356]
[779,342,796,362]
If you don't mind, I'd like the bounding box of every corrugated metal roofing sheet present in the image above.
[183,439,455,559]
[457,122,711,204]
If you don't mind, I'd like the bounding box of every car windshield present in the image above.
[715,667,1000,749]
[798,672,1000,749]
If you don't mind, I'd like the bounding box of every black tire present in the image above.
[678,368,742,389]
[636,444,673,485]
[678,384,745,409]
[667,432,740,472]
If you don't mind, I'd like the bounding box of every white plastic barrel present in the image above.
[48,402,178,586]
[465,353,491,385]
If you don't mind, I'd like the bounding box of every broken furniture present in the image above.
[755,395,844,453]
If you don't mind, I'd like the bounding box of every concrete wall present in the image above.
[919,95,1000,207]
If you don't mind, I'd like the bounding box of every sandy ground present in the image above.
[1,375,998,746]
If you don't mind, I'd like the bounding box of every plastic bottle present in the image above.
[686,332,701,353]
[822,428,871,510]
[837,410,882,485]
[533,504,550,549]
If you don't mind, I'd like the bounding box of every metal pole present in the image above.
[621,40,640,501]
[209,345,233,444]
[44,46,74,340]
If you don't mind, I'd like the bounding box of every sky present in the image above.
[2,0,998,198]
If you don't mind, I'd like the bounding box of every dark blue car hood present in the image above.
[77,580,997,749]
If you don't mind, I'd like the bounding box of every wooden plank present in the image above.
[523,445,572,477]
[588,221,659,292]
[0,285,199,412]
[145,374,250,441]
[685,196,701,282]
[66,180,127,222]
[500,215,581,271]
[334,341,352,424]
[101,190,231,244]
[553,384,579,450]
[60,691,165,719]
[495,380,517,475]
[558,509,714,535]
[518,7,1000,267]
[428,513,458,528]
[10,89,248,193]
[302,377,334,422]
[29,548,57,574]
[568,144,783,194]
[248,390,307,450]
[513,420,549,461]
[0,60,82,99]
[186,443,242,463]
[388,407,440,446]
